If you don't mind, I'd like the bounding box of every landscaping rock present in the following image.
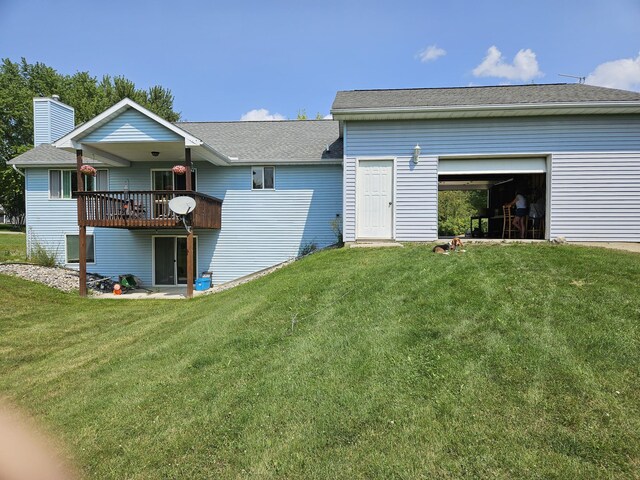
[0,264,98,292]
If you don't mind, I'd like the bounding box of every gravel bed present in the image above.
[0,263,99,292]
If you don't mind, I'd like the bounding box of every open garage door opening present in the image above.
[438,157,547,240]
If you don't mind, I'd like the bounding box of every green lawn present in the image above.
[1,243,639,479]
[0,231,26,262]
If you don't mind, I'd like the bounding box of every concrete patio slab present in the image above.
[92,286,210,299]
[571,242,640,254]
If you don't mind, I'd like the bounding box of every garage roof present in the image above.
[332,84,640,110]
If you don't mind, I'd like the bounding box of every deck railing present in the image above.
[76,190,222,229]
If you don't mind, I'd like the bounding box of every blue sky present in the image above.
[1,0,639,121]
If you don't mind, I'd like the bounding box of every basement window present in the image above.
[49,169,108,199]
[252,166,275,190]
[66,234,95,264]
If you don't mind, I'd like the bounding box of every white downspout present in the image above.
[12,165,25,177]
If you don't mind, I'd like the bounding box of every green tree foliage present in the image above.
[0,58,180,223]
[296,109,326,120]
[438,190,487,236]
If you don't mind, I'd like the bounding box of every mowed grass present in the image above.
[1,243,639,479]
[0,232,26,262]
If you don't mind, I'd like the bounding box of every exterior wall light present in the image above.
[413,144,421,163]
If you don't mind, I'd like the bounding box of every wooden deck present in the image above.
[77,190,222,229]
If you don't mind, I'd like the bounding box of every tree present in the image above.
[438,190,488,236]
[296,109,326,120]
[0,58,180,223]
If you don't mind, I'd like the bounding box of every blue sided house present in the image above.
[9,84,640,296]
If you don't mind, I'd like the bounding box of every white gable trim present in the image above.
[53,98,204,149]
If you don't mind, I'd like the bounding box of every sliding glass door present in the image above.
[154,236,197,285]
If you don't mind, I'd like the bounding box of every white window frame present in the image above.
[150,168,197,191]
[251,166,276,190]
[48,169,109,200]
[65,233,96,265]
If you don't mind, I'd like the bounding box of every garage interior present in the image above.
[437,157,547,239]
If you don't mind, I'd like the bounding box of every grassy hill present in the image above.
[1,243,639,479]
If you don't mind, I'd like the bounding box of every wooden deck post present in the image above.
[185,147,192,191]
[185,147,194,298]
[76,149,87,297]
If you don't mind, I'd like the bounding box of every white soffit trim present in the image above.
[228,159,344,165]
[197,143,232,165]
[331,101,640,120]
[438,157,547,174]
[53,98,205,149]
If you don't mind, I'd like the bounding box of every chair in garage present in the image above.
[528,193,546,239]
[502,205,520,239]
[529,217,545,239]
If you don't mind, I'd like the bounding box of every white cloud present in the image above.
[585,53,640,91]
[417,45,446,63]
[240,108,286,121]
[472,45,543,81]
[323,114,333,120]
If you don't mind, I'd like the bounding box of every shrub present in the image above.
[329,217,343,246]
[299,241,318,257]
[27,232,59,267]
[29,242,58,267]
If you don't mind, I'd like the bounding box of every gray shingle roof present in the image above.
[9,120,343,166]
[332,84,640,110]
[177,120,342,162]
[8,143,77,165]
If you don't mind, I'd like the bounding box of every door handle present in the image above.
[388,201,393,206]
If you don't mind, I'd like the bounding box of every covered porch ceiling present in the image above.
[77,140,225,167]
[53,97,230,167]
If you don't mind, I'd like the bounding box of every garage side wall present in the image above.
[550,152,640,241]
[344,115,640,242]
[343,157,356,241]
[343,156,438,241]
[395,156,438,241]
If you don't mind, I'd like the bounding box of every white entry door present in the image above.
[357,160,394,239]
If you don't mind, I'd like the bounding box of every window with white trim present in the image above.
[252,166,275,190]
[49,169,108,199]
[151,169,197,191]
[66,234,95,263]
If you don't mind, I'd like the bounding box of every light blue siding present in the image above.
[82,109,182,143]
[345,115,640,157]
[33,102,51,147]
[343,156,356,241]
[25,163,342,286]
[33,99,75,146]
[395,156,438,241]
[344,115,640,241]
[26,168,80,259]
[199,165,342,283]
[550,152,640,241]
